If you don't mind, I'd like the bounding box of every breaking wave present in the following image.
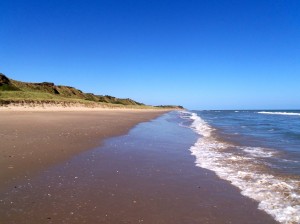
[185,112,300,224]
[258,111,300,116]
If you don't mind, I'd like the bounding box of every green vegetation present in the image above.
[0,73,183,109]
[0,84,20,91]
[155,105,184,109]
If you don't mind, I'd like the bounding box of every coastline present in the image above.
[0,111,277,223]
[0,108,168,190]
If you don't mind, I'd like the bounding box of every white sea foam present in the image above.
[281,159,300,164]
[242,146,276,158]
[185,112,300,224]
[178,111,192,120]
[258,111,300,116]
[190,113,213,137]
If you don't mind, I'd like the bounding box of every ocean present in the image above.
[181,110,300,224]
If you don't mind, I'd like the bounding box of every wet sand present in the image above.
[0,110,166,191]
[0,111,278,224]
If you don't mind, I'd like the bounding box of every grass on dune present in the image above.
[0,73,182,109]
[0,91,159,109]
[0,91,85,102]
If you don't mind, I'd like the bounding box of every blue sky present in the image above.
[1,0,299,109]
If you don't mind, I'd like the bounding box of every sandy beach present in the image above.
[0,108,167,191]
[0,109,278,224]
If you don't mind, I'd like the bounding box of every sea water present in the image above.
[180,110,300,224]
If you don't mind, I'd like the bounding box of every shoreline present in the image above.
[0,109,168,191]
[0,110,277,223]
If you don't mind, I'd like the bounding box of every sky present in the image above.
[1,0,299,109]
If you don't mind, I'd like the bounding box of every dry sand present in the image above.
[0,108,167,190]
